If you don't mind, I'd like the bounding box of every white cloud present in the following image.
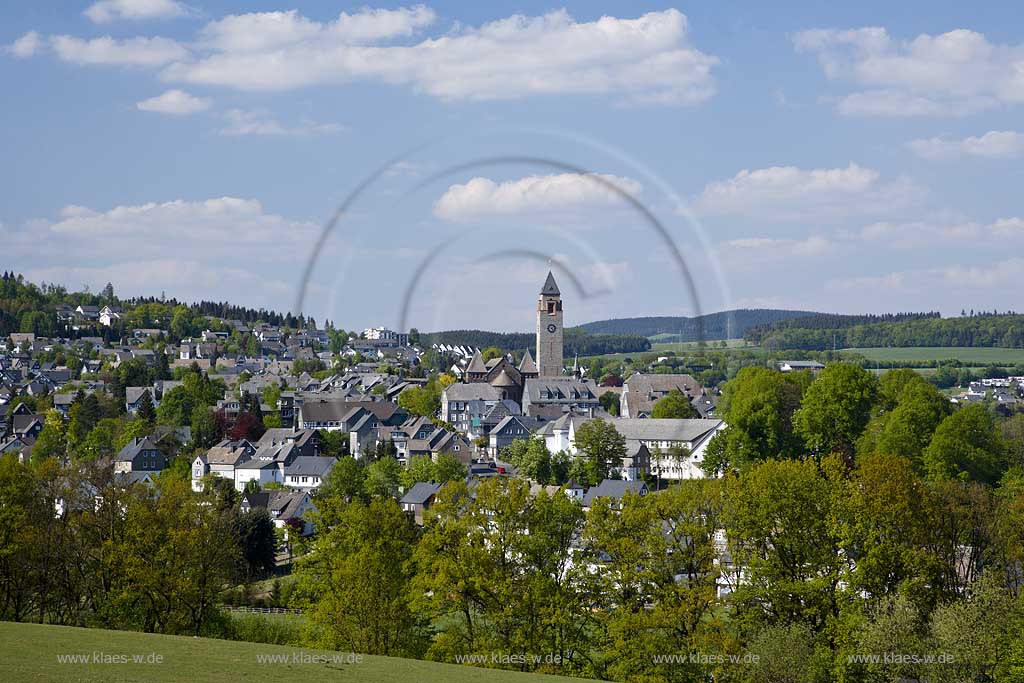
[8,31,41,58]
[694,163,922,221]
[717,234,833,272]
[217,109,343,136]
[51,34,188,66]
[136,88,211,114]
[907,130,1024,160]
[829,258,1024,294]
[7,197,319,309]
[859,216,1024,247]
[85,0,190,24]
[794,27,1024,116]
[198,6,436,52]
[162,8,717,104]
[433,173,643,222]
[27,196,315,252]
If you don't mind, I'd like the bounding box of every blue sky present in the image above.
[3,1,1024,332]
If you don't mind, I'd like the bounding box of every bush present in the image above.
[223,613,305,646]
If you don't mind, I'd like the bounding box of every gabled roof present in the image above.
[242,490,310,519]
[609,417,723,444]
[399,481,443,505]
[443,383,501,402]
[582,479,648,506]
[125,387,153,405]
[285,456,336,478]
[116,436,162,462]
[205,439,254,466]
[540,271,560,296]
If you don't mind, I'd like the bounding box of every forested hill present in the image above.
[421,328,651,356]
[746,312,1024,350]
[578,309,820,340]
[0,271,318,338]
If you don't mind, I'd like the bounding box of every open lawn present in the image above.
[651,340,757,352]
[842,347,1024,365]
[582,339,759,362]
[0,622,598,683]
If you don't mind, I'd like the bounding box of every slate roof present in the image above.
[285,456,336,478]
[540,271,560,295]
[518,350,538,375]
[582,479,648,506]
[524,378,599,403]
[125,387,153,405]
[444,383,502,402]
[399,481,443,506]
[257,428,318,450]
[204,439,254,466]
[115,436,161,462]
[609,418,723,444]
[491,369,518,388]
[466,351,487,375]
[621,372,703,417]
[242,490,309,519]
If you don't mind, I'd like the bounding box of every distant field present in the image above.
[843,347,1024,365]
[0,622,598,683]
[651,339,755,351]
[583,339,758,362]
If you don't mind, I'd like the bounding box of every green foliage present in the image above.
[135,390,156,422]
[923,404,1007,484]
[411,478,592,675]
[115,418,154,451]
[502,437,568,485]
[794,363,877,461]
[857,372,952,470]
[703,367,806,474]
[233,509,277,579]
[400,454,466,489]
[364,457,402,499]
[579,309,818,339]
[650,388,699,419]
[572,418,627,483]
[297,497,424,656]
[480,346,503,362]
[598,390,620,416]
[722,457,845,632]
[31,409,66,462]
[157,369,224,426]
[397,381,441,417]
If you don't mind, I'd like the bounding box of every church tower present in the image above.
[536,271,564,377]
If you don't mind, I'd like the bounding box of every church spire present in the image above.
[540,271,560,296]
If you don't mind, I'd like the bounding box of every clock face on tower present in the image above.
[547,323,557,333]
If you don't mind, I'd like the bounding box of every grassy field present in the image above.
[0,622,598,683]
[650,339,754,351]
[582,339,758,362]
[843,347,1024,365]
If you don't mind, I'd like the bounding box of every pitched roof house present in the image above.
[114,436,167,474]
[620,373,703,419]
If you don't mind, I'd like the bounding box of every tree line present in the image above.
[578,308,819,339]
[743,312,1024,350]
[0,272,319,339]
